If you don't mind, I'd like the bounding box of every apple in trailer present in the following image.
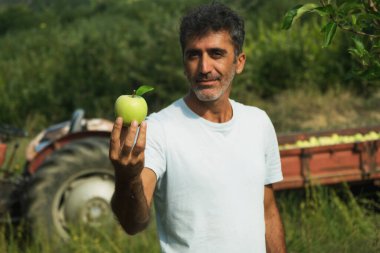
[115,85,154,125]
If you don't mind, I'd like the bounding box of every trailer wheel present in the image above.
[23,137,115,241]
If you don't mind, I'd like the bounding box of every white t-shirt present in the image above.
[145,98,283,253]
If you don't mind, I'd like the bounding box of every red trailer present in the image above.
[275,126,380,190]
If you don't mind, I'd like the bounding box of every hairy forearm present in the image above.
[265,202,287,253]
[111,176,151,235]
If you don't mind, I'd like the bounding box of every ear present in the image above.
[235,52,246,74]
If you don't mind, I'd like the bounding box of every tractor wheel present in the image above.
[23,137,115,241]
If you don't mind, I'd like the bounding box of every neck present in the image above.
[184,92,233,123]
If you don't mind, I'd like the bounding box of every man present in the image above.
[109,3,287,253]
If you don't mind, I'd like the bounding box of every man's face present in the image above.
[183,31,246,102]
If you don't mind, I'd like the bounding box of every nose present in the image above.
[199,55,212,74]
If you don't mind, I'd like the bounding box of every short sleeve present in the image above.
[263,113,283,185]
[144,114,166,183]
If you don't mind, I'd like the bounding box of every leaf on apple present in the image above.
[136,85,154,96]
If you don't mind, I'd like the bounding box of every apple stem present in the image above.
[132,90,136,97]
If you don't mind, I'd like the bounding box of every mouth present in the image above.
[196,81,217,86]
[195,77,221,86]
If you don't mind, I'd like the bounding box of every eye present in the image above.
[210,49,225,59]
[185,50,200,60]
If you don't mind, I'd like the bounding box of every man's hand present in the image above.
[109,117,147,182]
[109,117,152,235]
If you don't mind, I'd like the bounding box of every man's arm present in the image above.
[109,118,157,235]
[264,184,287,253]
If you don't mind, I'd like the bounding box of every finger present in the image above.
[109,117,123,161]
[121,120,139,158]
[120,124,128,147]
[132,121,147,156]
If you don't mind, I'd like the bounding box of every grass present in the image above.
[1,218,160,253]
[0,184,379,253]
[277,185,380,253]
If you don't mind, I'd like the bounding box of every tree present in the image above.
[282,0,380,82]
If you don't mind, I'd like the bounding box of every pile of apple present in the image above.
[279,131,380,150]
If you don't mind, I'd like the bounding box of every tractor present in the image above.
[0,109,115,240]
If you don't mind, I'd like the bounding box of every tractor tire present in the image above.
[23,137,115,241]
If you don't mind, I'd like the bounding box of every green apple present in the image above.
[115,85,154,125]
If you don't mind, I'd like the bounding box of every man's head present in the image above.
[179,2,245,58]
[180,3,246,103]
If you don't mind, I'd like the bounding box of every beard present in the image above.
[187,69,236,102]
[192,83,229,102]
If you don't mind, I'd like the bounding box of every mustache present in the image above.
[195,73,221,82]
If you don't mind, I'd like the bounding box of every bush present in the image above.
[0,0,378,131]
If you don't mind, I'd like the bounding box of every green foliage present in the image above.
[0,0,379,131]
[283,0,380,81]
[0,0,190,127]
[0,219,161,253]
[281,3,317,30]
[236,20,358,98]
[322,21,338,47]
[278,185,380,253]
[0,5,38,35]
